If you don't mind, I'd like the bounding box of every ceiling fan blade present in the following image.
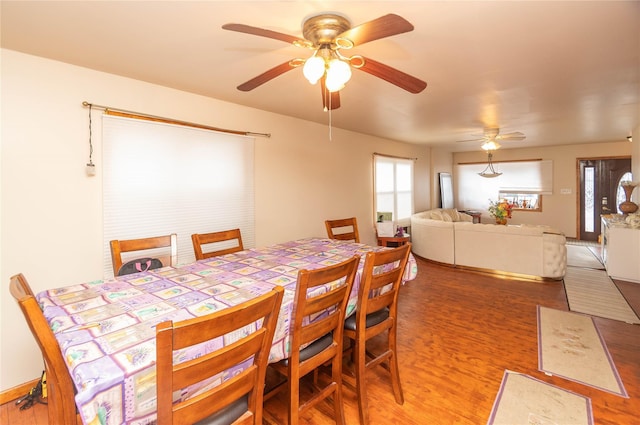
[497,131,526,141]
[456,138,485,143]
[320,78,341,110]
[222,23,308,46]
[338,14,414,46]
[358,57,427,94]
[236,61,296,91]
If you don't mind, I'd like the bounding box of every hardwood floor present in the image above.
[2,256,638,424]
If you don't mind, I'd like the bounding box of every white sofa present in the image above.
[410,209,567,280]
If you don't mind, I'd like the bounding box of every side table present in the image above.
[460,210,482,224]
[377,234,411,247]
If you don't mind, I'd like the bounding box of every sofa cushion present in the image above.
[441,208,460,221]
[414,208,471,222]
[429,210,445,220]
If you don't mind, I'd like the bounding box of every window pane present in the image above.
[374,156,414,224]
[396,163,412,191]
[584,167,594,232]
[377,193,395,214]
[397,193,412,220]
[376,162,394,192]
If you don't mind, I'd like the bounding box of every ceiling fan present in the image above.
[222,13,427,110]
[457,127,526,150]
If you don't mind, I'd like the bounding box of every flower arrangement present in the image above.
[488,198,514,223]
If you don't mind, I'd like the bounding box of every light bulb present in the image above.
[303,56,325,85]
[325,59,351,92]
[328,59,351,84]
[325,76,344,92]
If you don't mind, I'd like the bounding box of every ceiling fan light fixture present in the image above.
[223,13,427,105]
[481,140,501,151]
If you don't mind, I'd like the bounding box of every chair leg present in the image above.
[332,358,347,425]
[355,338,369,425]
[288,374,299,425]
[388,328,404,405]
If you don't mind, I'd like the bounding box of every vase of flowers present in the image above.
[488,199,514,225]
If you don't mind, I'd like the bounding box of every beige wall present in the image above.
[0,49,430,390]
[453,142,633,237]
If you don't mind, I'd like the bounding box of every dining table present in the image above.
[36,237,418,425]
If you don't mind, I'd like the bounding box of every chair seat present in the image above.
[344,308,389,332]
[281,333,333,366]
[194,395,248,425]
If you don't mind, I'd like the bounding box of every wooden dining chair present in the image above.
[325,217,360,243]
[266,255,360,425]
[156,286,284,425]
[342,243,412,425]
[191,229,244,260]
[9,273,81,425]
[110,233,177,276]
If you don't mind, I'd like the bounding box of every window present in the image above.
[457,159,552,212]
[102,115,255,277]
[584,166,595,232]
[616,172,633,214]
[374,155,414,226]
[498,192,542,211]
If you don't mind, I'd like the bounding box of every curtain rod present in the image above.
[373,152,418,161]
[82,101,270,138]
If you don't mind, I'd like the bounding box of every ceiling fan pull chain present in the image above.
[328,92,333,141]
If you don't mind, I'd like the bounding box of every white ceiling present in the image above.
[1,1,638,151]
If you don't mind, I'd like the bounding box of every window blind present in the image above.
[102,115,255,277]
[374,155,414,226]
[456,159,553,210]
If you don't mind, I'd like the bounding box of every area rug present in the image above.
[487,370,593,425]
[537,306,628,397]
[566,245,604,270]
[564,267,640,324]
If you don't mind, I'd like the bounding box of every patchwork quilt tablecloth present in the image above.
[36,238,418,425]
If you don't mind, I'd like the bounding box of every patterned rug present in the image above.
[537,306,628,397]
[563,267,640,324]
[487,370,593,425]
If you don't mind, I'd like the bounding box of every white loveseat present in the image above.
[410,209,567,280]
